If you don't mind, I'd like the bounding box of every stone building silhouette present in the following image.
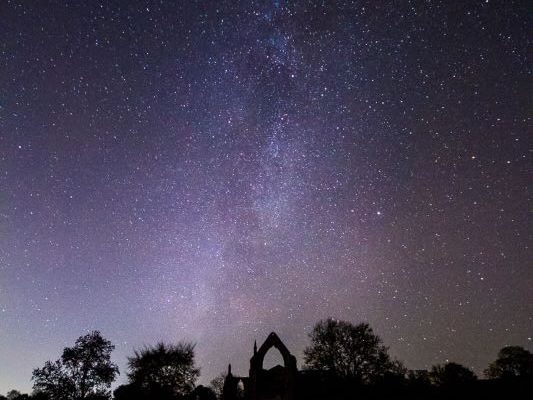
[223,332,298,400]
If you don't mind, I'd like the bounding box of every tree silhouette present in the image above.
[429,362,476,387]
[484,346,533,379]
[407,369,431,387]
[125,342,199,399]
[32,360,74,400]
[6,391,20,400]
[0,392,48,400]
[303,318,404,384]
[208,373,226,399]
[32,331,119,400]
[191,385,217,400]
[6,391,26,400]
[3,391,31,400]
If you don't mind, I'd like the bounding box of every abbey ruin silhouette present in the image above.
[223,332,298,400]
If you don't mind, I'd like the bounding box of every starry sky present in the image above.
[0,0,531,394]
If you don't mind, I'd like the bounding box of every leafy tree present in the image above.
[6,391,23,400]
[5,391,29,400]
[32,331,119,400]
[32,360,75,400]
[126,342,200,398]
[303,318,404,384]
[407,369,431,387]
[6,391,20,400]
[190,385,217,400]
[208,373,226,399]
[429,362,476,387]
[484,346,533,379]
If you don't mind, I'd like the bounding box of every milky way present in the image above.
[0,0,531,393]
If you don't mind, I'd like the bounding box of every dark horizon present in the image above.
[1,0,531,395]
[3,323,533,399]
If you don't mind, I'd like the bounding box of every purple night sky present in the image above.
[0,0,531,394]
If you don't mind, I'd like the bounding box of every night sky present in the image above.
[0,0,531,394]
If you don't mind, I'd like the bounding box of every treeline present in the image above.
[2,318,532,400]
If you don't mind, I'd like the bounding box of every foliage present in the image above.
[32,360,75,400]
[6,391,21,400]
[484,346,533,379]
[407,369,431,386]
[191,385,217,400]
[208,373,226,399]
[29,393,49,400]
[32,331,119,400]
[126,342,200,398]
[429,362,476,387]
[7,391,27,400]
[303,318,405,384]
[3,391,31,400]
[112,384,143,400]
[0,392,50,400]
